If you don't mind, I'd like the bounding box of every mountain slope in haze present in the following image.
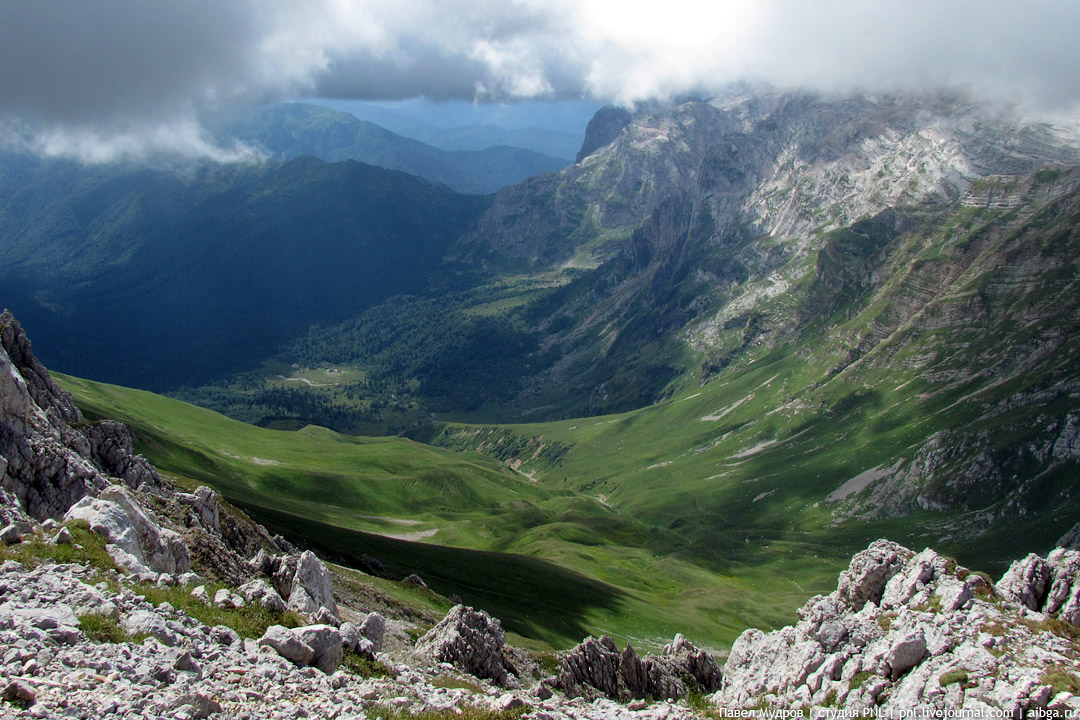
[313,99,593,159]
[0,154,491,390]
[214,103,570,194]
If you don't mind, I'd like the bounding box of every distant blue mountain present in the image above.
[311,98,598,160]
[213,103,571,194]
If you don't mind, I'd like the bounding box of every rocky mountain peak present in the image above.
[576,106,632,162]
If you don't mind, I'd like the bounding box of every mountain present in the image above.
[213,103,570,194]
[313,98,593,159]
[0,154,491,389]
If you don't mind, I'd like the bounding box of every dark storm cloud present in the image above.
[2,0,1078,161]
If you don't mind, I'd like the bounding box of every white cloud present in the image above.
[2,0,1079,162]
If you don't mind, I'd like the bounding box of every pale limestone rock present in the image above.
[237,578,286,612]
[998,553,1052,610]
[416,605,512,686]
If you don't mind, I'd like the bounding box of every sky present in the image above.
[2,0,1079,162]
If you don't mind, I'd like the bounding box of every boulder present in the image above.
[0,522,22,545]
[259,625,315,667]
[288,551,338,620]
[554,635,621,699]
[258,624,342,674]
[65,496,144,562]
[237,578,287,612]
[416,605,513,686]
[552,633,719,702]
[295,625,343,674]
[359,612,387,653]
[998,553,1052,611]
[886,629,926,677]
[100,486,190,574]
[122,610,179,646]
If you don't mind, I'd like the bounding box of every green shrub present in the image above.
[373,704,529,720]
[0,520,118,573]
[938,669,968,687]
[849,671,874,690]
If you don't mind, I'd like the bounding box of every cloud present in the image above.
[2,0,1079,161]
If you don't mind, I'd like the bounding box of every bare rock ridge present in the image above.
[714,540,1080,714]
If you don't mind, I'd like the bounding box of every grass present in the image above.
[372,706,529,720]
[78,613,149,644]
[342,649,396,678]
[57,373,839,651]
[131,580,307,639]
[0,520,118,573]
[1041,667,1080,696]
[48,190,1080,654]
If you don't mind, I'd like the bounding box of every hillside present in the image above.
[0,154,491,390]
[55,370,840,649]
[213,103,570,194]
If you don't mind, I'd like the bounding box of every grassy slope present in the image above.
[54,175,1080,653]
[59,373,816,651]
[440,179,1080,585]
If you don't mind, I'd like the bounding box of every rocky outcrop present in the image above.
[255,549,340,622]
[712,539,1080,714]
[551,633,722,702]
[576,106,632,163]
[998,548,1080,624]
[416,605,515,686]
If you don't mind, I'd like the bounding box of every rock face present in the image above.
[551,633,722,702]
[416,605,514,686]
[998,548,1080,624]
[713,539,1080,714]
[576,106,633,162]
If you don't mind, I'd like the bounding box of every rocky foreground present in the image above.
[2,309,1080,719]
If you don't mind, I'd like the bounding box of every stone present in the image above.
[0,522,21,544]
[100,485,190,574]
[998,554,1052,610]
[65,496,143,561]
[339,622,362,652]
[2,679,36,705]
[213,588,245,609]
[887,630,926,677]
[177,486,220,533]
[294,624,343,674]
[259,625,316,667]
[122,610,179,646]
[553,635,621,700]
[51,526,73,545]
[836,539,910,610]
[191,585,212,606]
[237,578,286,612]
[416,605,512,686]
[935,577,972,612]
[359,612,387,653]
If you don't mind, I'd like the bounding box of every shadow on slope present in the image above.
[248,505,627,647]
